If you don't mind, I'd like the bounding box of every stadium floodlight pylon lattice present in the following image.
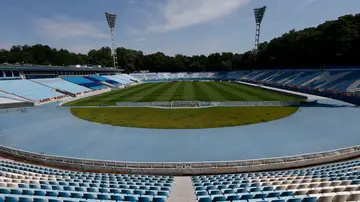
[253,6,267,54]
[105,12,118,69]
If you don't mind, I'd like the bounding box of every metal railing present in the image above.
[0,145,359,175]
[115,101,300,108]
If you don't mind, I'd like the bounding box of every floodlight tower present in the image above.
[105,12,118,68]
[253,6,267,54]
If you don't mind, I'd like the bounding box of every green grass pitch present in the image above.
[65,81,300,106]
[71,107,298,129]
[66,82,300,129]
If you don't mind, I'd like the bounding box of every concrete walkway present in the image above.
[168,177,197,202]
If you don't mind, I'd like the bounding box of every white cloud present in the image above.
[144,0,250,33]
[135,37,146,42]
[34,16,108,40]
[297,0,319,9]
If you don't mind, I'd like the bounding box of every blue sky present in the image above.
[1,0,359,56]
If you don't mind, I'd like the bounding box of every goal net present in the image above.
[170,101,200,108]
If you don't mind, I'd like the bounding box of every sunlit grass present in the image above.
[71,106,298,129]
[65,82,300,106]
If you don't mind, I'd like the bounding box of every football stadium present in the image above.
[1,2,360,202]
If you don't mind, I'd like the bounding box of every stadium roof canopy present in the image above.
[0,65,123,72]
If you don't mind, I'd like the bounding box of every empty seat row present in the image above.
[192,159,360,202]
[0,194,167,202]
[0,159,173,202]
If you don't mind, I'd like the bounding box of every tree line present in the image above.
[0,13,359,73]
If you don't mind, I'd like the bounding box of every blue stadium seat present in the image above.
[18,197,32,202]
[10,189,22,195]
[33,199,46,202]
[34,190,46,196]
[0,188,11,194]
[46,191,58,197]
[70,193,83,198]
[226,195,240,201]
[58,192,71,197]
[110,195,123,201]
[97,194,110,200]
[209,190,221,195]
[145,190,156,196]
[254,193,267,199]
[123,195,137,201]
[198,198,212,202]
[134,190,144,195]
[267,192,280,198]
[301,197,317,202]
[212,196,226,201]
[22,190,34,196]
[152,197,166,202]
[48,199,61,202]
[240,194,254,200]
[83,193,96,200]
[280,191,293,197]
[5,196,18,202]
[18,184,29,189]
[138,196,151,202]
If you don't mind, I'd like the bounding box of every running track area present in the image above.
[0,97,359,163]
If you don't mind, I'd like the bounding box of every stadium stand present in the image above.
[0,70,22,80]
[0,91,27,102]
[120,74,139,82]
[108,74,136,84]
[133,72,221,82]
[131,74,147,81]
[103,76,130,84]
[0,80,64,102]
[0,159,174,202]
[83,76,121,87]
[0,97,20,104]
[192,159,360,202]
[30,79,90,94]
[144,73,160,81]
[347,80,360,93]
[238,69,360,105]
[124,70,360,105]
[0,157,359,202]
[62,77,108,91]
[238,70,360,94]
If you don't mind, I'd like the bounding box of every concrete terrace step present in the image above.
[168,177,197,202]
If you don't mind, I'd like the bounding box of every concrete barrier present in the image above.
[1,145,359,175]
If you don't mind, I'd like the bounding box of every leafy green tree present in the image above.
[1,13,360,71]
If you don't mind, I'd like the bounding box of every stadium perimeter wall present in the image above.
[0,101,34,109]
[0,145,359,175]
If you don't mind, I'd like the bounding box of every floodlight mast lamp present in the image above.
[105,12,118,69]
[254,6,266,54]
